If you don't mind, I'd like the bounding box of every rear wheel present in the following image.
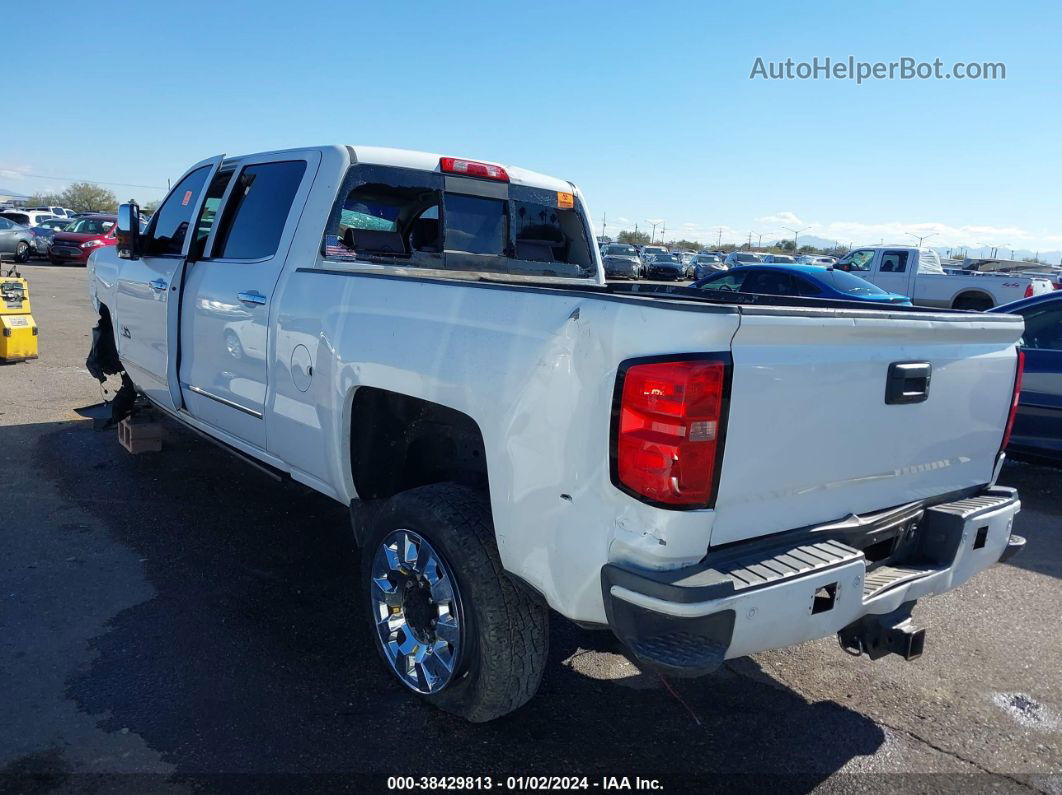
[361,483,548,722]
[14,241,30,263]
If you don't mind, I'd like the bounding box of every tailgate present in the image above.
[710,306,1023,546]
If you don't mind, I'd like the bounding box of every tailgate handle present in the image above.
[885,362,931,405]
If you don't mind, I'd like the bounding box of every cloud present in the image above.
[0,164,32,181]
[757,211,804,227]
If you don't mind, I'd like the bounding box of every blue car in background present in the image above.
[690,264,912,305]
[988,291,1062,463]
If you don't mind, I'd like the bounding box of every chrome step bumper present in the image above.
[601,487,1021,676]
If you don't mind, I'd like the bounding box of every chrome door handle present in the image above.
[150,278,167,291]
[237,290,267,306]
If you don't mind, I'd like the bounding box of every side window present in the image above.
[843,250,875,271]
[880,250,909,273]
[0,219,11,230]
[743,270,799,296]
[189,169,234,260]
[213,160,307,260]
[1020,305,1062,350]
[144,164,212,256]
[793,275,823,297]
[698,271,747,292]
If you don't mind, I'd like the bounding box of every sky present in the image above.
[5,0,1061,257]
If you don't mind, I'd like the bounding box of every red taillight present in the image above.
[612,357,729,508]
[1024,284,1035,298]
[1001,349,1025,451]
[439,156,509,182]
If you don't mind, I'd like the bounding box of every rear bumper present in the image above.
[601,486,1022,676]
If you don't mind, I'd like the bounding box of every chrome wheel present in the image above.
[370,529,462,694]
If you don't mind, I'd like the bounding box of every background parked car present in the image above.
[31,217,73,254]
[600,243,643,279]
[761,254,797,264]
[691,264,912,305]
[723,251,763,268]
[49,214,117,265]
[0,217,35,262]
[1,209,58,228]
[640,244,668,262]
[988,292,1062,463]
[691,253,726,279]
[643,252,686,281]
[28,206,75,218]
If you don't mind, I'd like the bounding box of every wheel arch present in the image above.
[347,386,490,524]
[951,289,995,309]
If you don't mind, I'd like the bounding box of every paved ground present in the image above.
[2,264,1060,792]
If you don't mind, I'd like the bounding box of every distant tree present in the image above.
[59,182,118,212]
[141,199,161,214]
[617,229,650,245]
[27,191,65,207]
[797,244,819,254]
[778,239,796,252]
[667,238,703,251]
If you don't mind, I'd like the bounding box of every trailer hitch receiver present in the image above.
[838,603,925,661]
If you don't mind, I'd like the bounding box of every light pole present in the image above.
[783,226,810,253]
[905,232,938,247]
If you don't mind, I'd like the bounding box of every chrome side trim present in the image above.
[183,383,263,419]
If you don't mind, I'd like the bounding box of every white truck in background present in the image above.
[836,245,1053,310]
[85,145,1026,721]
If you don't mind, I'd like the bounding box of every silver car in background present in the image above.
[0,217,34,262]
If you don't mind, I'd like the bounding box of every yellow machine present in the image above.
[0,268,38,362]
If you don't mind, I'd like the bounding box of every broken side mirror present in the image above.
[116,202,141,260]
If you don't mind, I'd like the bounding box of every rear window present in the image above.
[734,253,759,262]
[323,164,594,278]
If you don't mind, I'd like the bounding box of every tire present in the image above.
[14,241,30,263]
[952,293,993,311]
[49,254,62,265]
[361,483,548,722]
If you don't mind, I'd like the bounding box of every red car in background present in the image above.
[49,214,117,265]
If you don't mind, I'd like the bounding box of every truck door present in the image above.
[873,249,914,299]
[114,156,225,411]
[178,151,319,450]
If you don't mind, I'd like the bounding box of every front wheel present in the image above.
[14,241,30,263]
[361,483,548,722]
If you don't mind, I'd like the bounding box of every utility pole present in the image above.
[747,231,753,249]
[783,226,811,253]
[716,228,723,247]
[757,233,764,248]
[648,220,660,243]
[905,232,937,248]
[661,222,667,244]
[601,212,607,241]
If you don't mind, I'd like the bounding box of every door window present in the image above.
[697,271,748,292]
[844,250,875,272]
[0,219,11,230]
[213,160,307,260]
[144,164,212,256]
[189,169,234,260]
[742,270,801,296]
[880,250,909,273]
[1019,304,1062,350]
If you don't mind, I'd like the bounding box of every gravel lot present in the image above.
[2,264,1060,792]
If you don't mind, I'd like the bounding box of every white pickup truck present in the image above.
[836,245,1053,310]
[86,146,1026,722]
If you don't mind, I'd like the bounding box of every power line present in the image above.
[3,172,167,190]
